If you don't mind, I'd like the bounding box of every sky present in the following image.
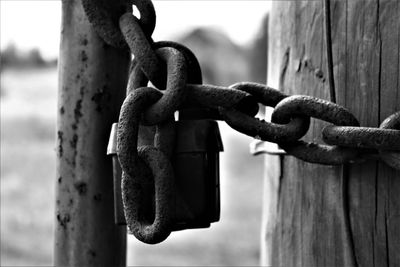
[0,1,270,60]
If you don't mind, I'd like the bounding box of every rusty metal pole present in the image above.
[55,0,130,266]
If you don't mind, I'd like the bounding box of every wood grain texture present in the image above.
[264,1,400,266]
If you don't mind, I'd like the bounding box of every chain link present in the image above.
[271,95,361,165]
[119,13,167,88]
[219,83,311,143]
[82,0,155,48]
[140,47,188,125]
[117,87,175,244]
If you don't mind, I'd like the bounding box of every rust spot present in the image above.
[80,50,88,62]
[70,134,78,149]
[87,249,97,258]
[74,182,87,195]
[80,37,88,46]
[72,95,83,131]
[58,176,62,184]
[57,213,71,229]
[93,193,102,202]
[70,134,78,166]
[91,85,111,112]
[76,74,81,81]
[60,106,65,115]
[57,131,64,157]
[74,99,83,121]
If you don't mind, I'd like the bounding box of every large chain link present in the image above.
[271,95,360,165]
[117,87,175,244]
[84,0,400,243]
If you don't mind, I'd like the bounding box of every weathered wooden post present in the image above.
[262,1,399,266]
[55,0,130,266]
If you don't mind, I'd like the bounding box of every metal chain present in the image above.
[82,0,400,168]
[85,0,399,243]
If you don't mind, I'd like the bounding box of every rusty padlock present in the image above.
[171,118,223,231]
[107,118,223,230]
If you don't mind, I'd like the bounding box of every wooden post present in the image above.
[55,0,130,266]
[262,1,400,266]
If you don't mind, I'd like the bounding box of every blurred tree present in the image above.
[27,48,46,66]
[0,43,19,68]
[178,27,250,86]
[0,43,52,69]
[177,22,269,117]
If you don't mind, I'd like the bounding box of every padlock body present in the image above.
[172,119,223,231]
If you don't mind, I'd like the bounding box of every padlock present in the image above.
[171,118,223,231]
[107,119,223,229]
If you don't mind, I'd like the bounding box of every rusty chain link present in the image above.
[140,47,188,125]
[82,0,155,48]
[84,0,399,244]
[322,112,400,151]
[271,95,361,165]
[220,83,311,143]
[119,13,167,88]
[323,111,400,169]
[117,87,174,244]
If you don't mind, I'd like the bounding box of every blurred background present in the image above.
[1,1,270,266]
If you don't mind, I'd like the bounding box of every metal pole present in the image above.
[55,0,130,266]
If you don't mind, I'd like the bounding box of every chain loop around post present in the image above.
[322,126,400,150]
[321,111,400,169]
[117,87,174,244]
[82,0,156,48]
[272,95,360,165]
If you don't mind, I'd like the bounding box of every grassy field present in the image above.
[1,67,264,266]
